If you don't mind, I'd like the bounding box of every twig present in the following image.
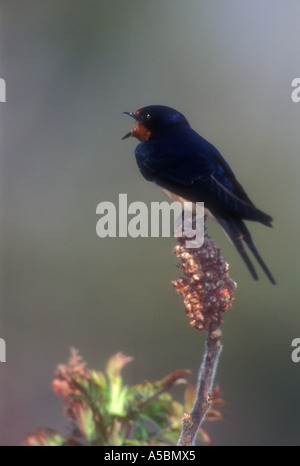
[173,228,236,446]
[178,323,222,446]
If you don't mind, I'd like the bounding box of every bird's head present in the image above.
[122,105,190,142]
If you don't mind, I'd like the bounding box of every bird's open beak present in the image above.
[123,112,136,118]
[122,131,132,140]
[122,111,151,142]
[122,112,136,140]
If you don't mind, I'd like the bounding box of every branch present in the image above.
[173,228,236,446]
[178,323,222,446]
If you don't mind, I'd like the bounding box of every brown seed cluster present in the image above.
[173,237,236,331]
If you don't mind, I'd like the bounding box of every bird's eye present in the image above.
[144,113,151,121]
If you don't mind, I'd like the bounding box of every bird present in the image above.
[122,105,276,284]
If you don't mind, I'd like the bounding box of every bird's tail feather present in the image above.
[237,219,276,285]
[215,215,276,285]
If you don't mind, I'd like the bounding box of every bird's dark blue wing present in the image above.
[135,130,272,226]
[135,130,214,183]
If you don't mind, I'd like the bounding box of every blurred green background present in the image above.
[0,0,299,446]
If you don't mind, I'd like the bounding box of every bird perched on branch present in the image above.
[123,105,276,284]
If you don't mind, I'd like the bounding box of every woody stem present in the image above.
[177,323,222,446]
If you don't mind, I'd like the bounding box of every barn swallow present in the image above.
[123,105,276,284]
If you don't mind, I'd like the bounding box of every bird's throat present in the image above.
[131,124,151,142]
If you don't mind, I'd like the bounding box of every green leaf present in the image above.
[24,429,67,447]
